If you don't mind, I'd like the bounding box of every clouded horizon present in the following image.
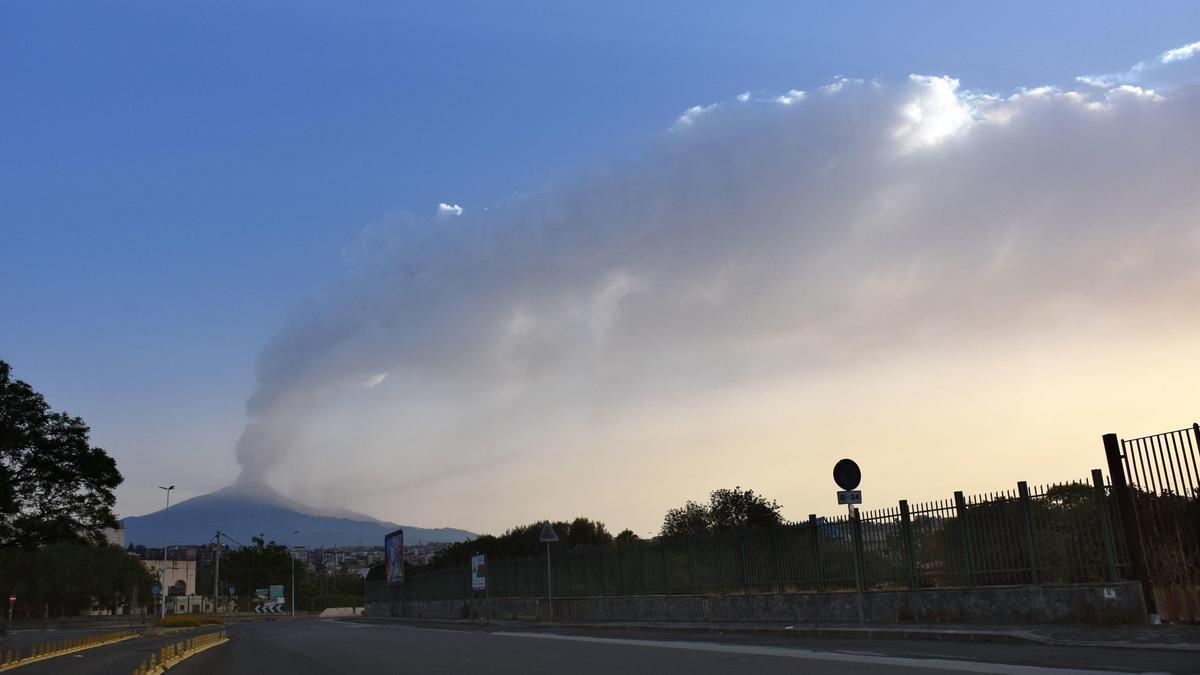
[3,4,1197,537]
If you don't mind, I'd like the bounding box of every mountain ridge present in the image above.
[121,482,475,548]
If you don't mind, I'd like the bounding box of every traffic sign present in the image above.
[539,522,559,543]
[8,596,14,605]
[833,459,861,491]
[228,586,236,596]
[837,490,863,505]
[151,585,161,597]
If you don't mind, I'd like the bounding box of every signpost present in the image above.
[8,595,14,627]
[539,522,559,623]
[833,458,865,623]
[471,554,487,592]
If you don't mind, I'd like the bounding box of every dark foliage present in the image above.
[661,486,784,537]
[0,361,122,549]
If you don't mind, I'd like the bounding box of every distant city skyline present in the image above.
[2,3,1197,537]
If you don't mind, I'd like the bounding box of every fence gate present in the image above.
[1104,424,1200,622]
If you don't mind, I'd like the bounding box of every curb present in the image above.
[344,617,1200,652]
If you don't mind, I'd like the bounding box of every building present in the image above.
[142,559,197,597]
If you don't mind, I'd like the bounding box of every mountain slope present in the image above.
[121,483,475,548]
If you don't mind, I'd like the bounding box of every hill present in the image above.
[121,482,475,548]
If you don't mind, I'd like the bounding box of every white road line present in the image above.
[488,631,1166,675]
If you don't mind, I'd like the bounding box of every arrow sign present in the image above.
[539,522,559,543]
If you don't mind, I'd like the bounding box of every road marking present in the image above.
[488,632,1165,675]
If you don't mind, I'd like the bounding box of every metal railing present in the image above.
[372,471,1131,603]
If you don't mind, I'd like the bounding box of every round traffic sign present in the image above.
[8,596,14,604]
[833,459,861,491]
[151,585,161,596]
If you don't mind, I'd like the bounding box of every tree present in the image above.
[614,529,640,544]
[660,487,784,537]
[0,360,122,549]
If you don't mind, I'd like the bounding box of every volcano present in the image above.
[120,482,475,548]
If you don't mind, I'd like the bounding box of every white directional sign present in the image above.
[837,490,862,505]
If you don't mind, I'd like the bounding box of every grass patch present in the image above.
[156,615,225,628]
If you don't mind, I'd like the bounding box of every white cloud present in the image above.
[1078,38,1200,89]
[736,92,751,102]
[892,75,973,150]
[1160,40,1200,64]
[774,89,805,105]
[235,69,1200,532]
[673,103,718,129]
[437,202,464,216]
[360,373,387,388]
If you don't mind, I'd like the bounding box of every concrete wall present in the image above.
[367,582,1147,625]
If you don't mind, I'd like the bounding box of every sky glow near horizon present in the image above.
[2,3,1198,536]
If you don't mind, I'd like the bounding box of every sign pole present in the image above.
[850,503,865,624]
[538,522,559,624]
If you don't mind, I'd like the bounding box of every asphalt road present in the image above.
[11,620,1198,674]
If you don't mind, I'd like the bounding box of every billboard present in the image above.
[471,554,486,591]
[384,528,404,584]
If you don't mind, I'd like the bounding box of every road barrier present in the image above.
[131,630,228,675]
[0,629,138,671]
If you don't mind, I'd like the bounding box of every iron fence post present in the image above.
[1103,433,1155,613]
[850,508,866,593]
[686,533,696,595]
[713,530,723,593]
[1091,469,1120,582]
[1017,481,1040,585]
[773,527,785,594]
[639,540,648,594]
[617,544,625,595]
[739,528,750,593]
[661,538,670,594]
[808,514,823,592]
[953,491,975,587]
[899,500,918,590]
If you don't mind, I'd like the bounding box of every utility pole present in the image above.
[158,485,175,619]
[213,531,221,614]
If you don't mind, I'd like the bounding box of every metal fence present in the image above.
[1106,423,1200,621]
[371,471,1129,603]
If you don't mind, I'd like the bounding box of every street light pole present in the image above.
[158,485,175,619]
[291,530,300,618]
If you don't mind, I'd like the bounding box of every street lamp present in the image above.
[291,530,300,618]
[158,485,175,619]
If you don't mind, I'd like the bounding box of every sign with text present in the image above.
[837,490,862,505]
[471,554,486,591]
[269,584,284,598]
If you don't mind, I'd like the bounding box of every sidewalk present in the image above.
[349,616,1200,652]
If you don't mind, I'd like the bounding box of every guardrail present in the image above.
[0,629,138,671]
[132,630,228,675]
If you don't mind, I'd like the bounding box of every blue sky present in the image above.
[2,2,1198,530]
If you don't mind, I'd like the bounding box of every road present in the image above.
[11,619,1197,674]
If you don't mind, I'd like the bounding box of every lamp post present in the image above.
[291,530,300,618]
[158,485,174,619]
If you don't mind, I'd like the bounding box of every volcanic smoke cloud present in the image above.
[234,61,1200,517]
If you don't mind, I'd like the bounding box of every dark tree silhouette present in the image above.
[0,360,122,549]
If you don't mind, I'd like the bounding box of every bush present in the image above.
[157,615,224,628]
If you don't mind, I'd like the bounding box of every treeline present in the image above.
[217,536,365,612]
[0,360,153,622]
[415,487,786,573]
